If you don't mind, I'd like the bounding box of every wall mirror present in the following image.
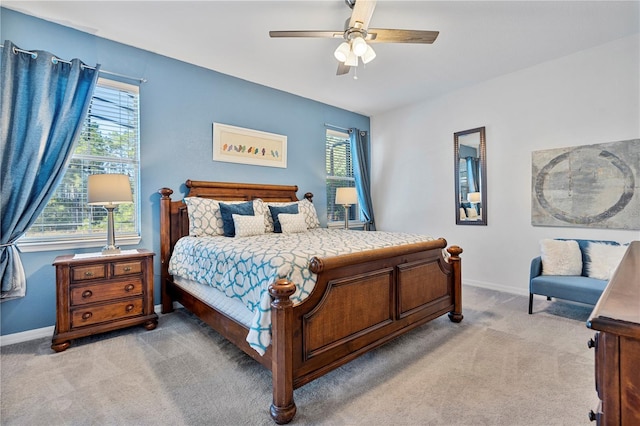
[454,127,487,226]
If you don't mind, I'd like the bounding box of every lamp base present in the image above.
[101,245,121,255]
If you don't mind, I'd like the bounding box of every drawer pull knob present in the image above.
[125,304,134,312]
[123,266,132,272]
[84,271,94,277]
[588,410,597,422]
[124,284,135,292]
[587,338,596,349]
[81,290,93,299]
[82,312,93,320]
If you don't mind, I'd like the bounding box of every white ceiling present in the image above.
[3,1,639,116]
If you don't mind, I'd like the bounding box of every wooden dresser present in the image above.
[587,241,640,425]
[51,249,158,352]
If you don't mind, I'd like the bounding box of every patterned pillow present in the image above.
[268,204,299,233]
[585,242,628,280]
[184,197,266,236]
[219,201,254,237]
[278,213,308,234]
[233,214,265,238]
[265,199,320,231]
[540,239,582,276]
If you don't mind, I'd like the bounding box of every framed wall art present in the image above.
[213,123,287,168]
[531,139,639,230]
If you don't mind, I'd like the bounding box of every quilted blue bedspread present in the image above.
[168,228,435,355]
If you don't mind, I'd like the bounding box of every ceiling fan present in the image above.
[269,0,439,77]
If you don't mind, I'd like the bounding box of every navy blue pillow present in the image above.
[219,201,254,237]
[268,204,299,233]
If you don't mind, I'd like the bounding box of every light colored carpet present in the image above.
[1,286,599,425]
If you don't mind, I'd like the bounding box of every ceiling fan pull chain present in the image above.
[353,67,358,80]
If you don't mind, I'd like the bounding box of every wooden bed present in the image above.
[159,180,463,424]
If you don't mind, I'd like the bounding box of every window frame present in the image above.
[325,128,364,229]
[17,78,141,253]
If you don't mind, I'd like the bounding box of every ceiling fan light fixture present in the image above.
[333,42,350,63]
[345,50,358,67]
[351,36,368,56]
[361,44,376,64]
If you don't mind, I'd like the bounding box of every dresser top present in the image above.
[587,241,640,338]
[53,248,154,265]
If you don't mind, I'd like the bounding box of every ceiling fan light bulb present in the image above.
[362,44,376,64]
[351,37,368,56]
[334,42,350,63]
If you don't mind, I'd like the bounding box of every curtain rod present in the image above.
[324,123,351,132]
[0,44,147,84]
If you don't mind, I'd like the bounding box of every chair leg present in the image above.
[528,293,533,314]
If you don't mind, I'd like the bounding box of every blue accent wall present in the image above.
[0,8,370,336]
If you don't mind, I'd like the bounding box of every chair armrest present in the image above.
[530,256,542,282]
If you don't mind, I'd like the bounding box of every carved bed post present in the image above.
[447,245,464,323]
[268,279,297,424]
[159,188,174,314]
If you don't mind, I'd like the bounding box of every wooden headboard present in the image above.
[158,180,313,306]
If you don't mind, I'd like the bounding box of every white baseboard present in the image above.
[0,304,165,347]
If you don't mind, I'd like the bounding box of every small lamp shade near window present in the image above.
[336,187,358,229]
[467,192,481,204]
[88,174,133,255]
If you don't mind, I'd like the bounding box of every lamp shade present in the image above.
[88,174,133,206]
[336,187,358,206]
[351,36,368,56]
[334,42,350,63]
[467,192,481,203]
[361,44,376,64]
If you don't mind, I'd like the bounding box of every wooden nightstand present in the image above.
[51,249,158,352]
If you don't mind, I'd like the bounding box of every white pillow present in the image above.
[184,198,267,236]
[232,214,265,238]
[265,199,320,231]
[540,239,582,276]
[459,208,467,220]
[278,213,308,234]
[585,243,628,280]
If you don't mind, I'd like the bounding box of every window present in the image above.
[325,128,357,224]
[20,78,141,251]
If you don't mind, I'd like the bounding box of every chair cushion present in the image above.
[530,275,607,306]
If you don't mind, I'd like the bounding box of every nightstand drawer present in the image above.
[70,279,143,306]
[112,260,143,276]
[71,298,144,328]
[71,264,107,282]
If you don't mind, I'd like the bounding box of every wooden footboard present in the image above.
[269,240,462,423]
[159,181,462,424]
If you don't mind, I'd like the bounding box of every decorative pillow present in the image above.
[459,208,467,220]
[265,199,321,231]
[183,197,220,237]
[278,213,308,234]
[585,242,628,280]
[184,197,266,236]
[232,214,265,238]
[268,204,299,233]
[540,239,582,276]
[219,201,254,237]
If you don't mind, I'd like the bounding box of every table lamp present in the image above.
[88,174,133,255]
[335,187,358,229]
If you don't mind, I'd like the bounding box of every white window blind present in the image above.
[21,78,141,249]
[326,129,356,223]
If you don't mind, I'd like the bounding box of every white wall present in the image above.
[371,34,640,295]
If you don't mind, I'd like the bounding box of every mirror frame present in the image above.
[454,126,487,226]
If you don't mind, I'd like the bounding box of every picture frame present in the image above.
[213,122,287,168]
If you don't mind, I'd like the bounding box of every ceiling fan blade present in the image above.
[367,29,439,44]
[349,0,377,30]
[336,62,351,76]
[269,30,342,39]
